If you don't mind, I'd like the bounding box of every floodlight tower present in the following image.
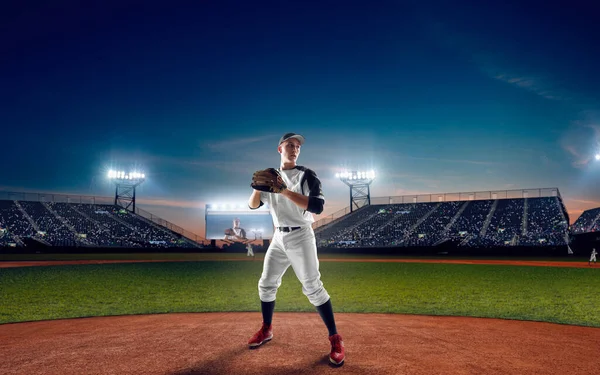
[336,170,376,212]
[107,169,146,212]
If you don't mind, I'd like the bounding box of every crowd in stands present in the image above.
[317,205,383,244]
[19,201,79,247]
[0,196,584,250]
[446,199,493,246]
[479,198,524,247]
[0,200,36,244]
[374,203,438,247]
[520,197,568,246]
[316,197,570,248]
[0,200,200,248]
[570,207,600,234]
[405,201,463,246]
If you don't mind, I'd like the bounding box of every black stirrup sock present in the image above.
[261,300,275,326]
[316,299,338,336]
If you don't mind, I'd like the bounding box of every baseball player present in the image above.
[224,218,247,241]
[246,242,255,259]
[247,132,345,366]
[590,248,597,266]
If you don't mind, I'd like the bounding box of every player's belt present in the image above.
[277,226,301,232]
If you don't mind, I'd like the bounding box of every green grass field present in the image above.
[1,259,598,327]
[0,252,589,262]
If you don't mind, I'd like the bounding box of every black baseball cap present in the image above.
[279,132,305,145]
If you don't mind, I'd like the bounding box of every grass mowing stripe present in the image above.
[0,262,598,326]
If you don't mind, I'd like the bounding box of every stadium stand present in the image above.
[372,203,439,247]
[482,198,525,247]
[404,201,463,247]
[571,207,600,234]
[0,200,202,248]
[18,201,77,247]
[316,205,383,246]
[316,195,569,249]
[520,197,569,246]
[0,188,574,251]
[446,199,493,246]
[0,200,34,247]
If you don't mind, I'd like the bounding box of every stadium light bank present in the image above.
[335,169,376,212]
[205,203,269,211]
[335,170,376,181]
[107,170,146,181]
[107,169,146,211]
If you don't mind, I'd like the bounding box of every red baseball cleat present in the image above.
[248,323,273,348]
[329,334,345,365]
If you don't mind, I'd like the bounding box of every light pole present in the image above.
[335,170,376,212]
[107,169,146,212]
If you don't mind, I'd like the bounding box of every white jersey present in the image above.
[257,166,324,228]
[225,227,246,240]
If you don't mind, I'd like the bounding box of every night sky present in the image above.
[2,0,599,238]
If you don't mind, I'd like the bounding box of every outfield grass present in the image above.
[1,261,598,327]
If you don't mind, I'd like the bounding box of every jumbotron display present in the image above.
[205,203,273,241]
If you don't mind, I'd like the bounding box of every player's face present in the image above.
[279,138,301,164]
[233,219,240,228]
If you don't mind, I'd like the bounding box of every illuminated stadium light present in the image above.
[595,154,600,161]
[107,169,146,182]
[207,202,268,212]
[336,169,376,182]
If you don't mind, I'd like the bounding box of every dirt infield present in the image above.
[0,258,596,268]
[1,312,599,375]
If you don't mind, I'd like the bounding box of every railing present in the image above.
[0,191,115,205]
[370,187,561,205]
[0,191,207,245]
[313,187,562,230]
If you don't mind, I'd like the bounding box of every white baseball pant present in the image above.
[258,226,330,306]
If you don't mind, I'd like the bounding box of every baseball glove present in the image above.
[251,168,287,193]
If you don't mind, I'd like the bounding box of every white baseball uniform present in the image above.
[590,249,597,263]
[252,166,329,306]
[247,243,254,257]
[224,227,246,241]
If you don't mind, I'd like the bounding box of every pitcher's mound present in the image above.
[1,312,598,375]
